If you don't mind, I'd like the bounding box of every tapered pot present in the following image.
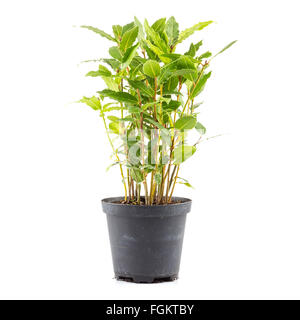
[102,197,192,283]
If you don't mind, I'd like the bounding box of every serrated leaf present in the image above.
[173,145,196,164]
[109,46,122,61]
[175,116,197,130]
[177,21,213,44]
[120,26,138,52]
[99,89,138,104]
[78,96,101,110]
[128,79,154,97]
[190,71,212,99]
[81,25,117,42]
[166,16,179,46]
[143,59,161,78]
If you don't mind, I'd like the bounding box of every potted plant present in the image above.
[78,17,236,283]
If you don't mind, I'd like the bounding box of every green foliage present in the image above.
[165,17,179,47]
[175,116,197,130]
[177,21,213,44]
[78,96,101,111]
[81,26,117,42]
[173,145,196,164]
[99,89,137,104]
[77,17,236,205]
[143,60,161,78]
[215,40,238,57]
[120,26,139,52]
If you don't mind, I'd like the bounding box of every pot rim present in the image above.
[101,196,192,217]
[102,196,191,207]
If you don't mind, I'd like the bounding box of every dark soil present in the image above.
[113,198,184,206]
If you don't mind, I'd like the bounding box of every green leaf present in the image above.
[85,71,101,77]
[163,100,181,112]
[78,96,101,111]
[112,25,122,40]
[160,53,182,61]
[106,161,122,172]
[159,56,196,83]
[151,18,166,33]
[190,71,212,99]
[185,43,196,57]
[175,116,197,130]
[134,17,145,44]
[194,40,203,51]
[177,177,194,188]
[128,106,141,113]
[121,44,139,70]
[173,145,196,164]
[102,58,120,70]
[144,39,164,57]
[120,26,138,52]
[81,25,117,42]
[143,59,161,78]
[122,22,135,35]
[102,77,119,91]
[109,46,122,61]
[128,79,154,97]
[144,19,168,53]
[99,89,138,104]
[171,69,198,80]
[154,172,162,184]
[163,77,179,92]
[131,168,144,183]
[129,56,145,77]
[86,65,112,77]
[177,21,213,44]
[214,40,237,57]
[195,122,206,135]
[109,122,120,134]
[107,115,120,122]
[165,16,179,46]
[198,51,212,59]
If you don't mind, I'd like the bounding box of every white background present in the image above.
[0,0,300,299]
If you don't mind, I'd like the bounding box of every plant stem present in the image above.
[168,165,180,202]
[100,112,127,201]
[137,89,149,205]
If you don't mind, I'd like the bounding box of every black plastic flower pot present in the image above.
[101,197,192,283]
